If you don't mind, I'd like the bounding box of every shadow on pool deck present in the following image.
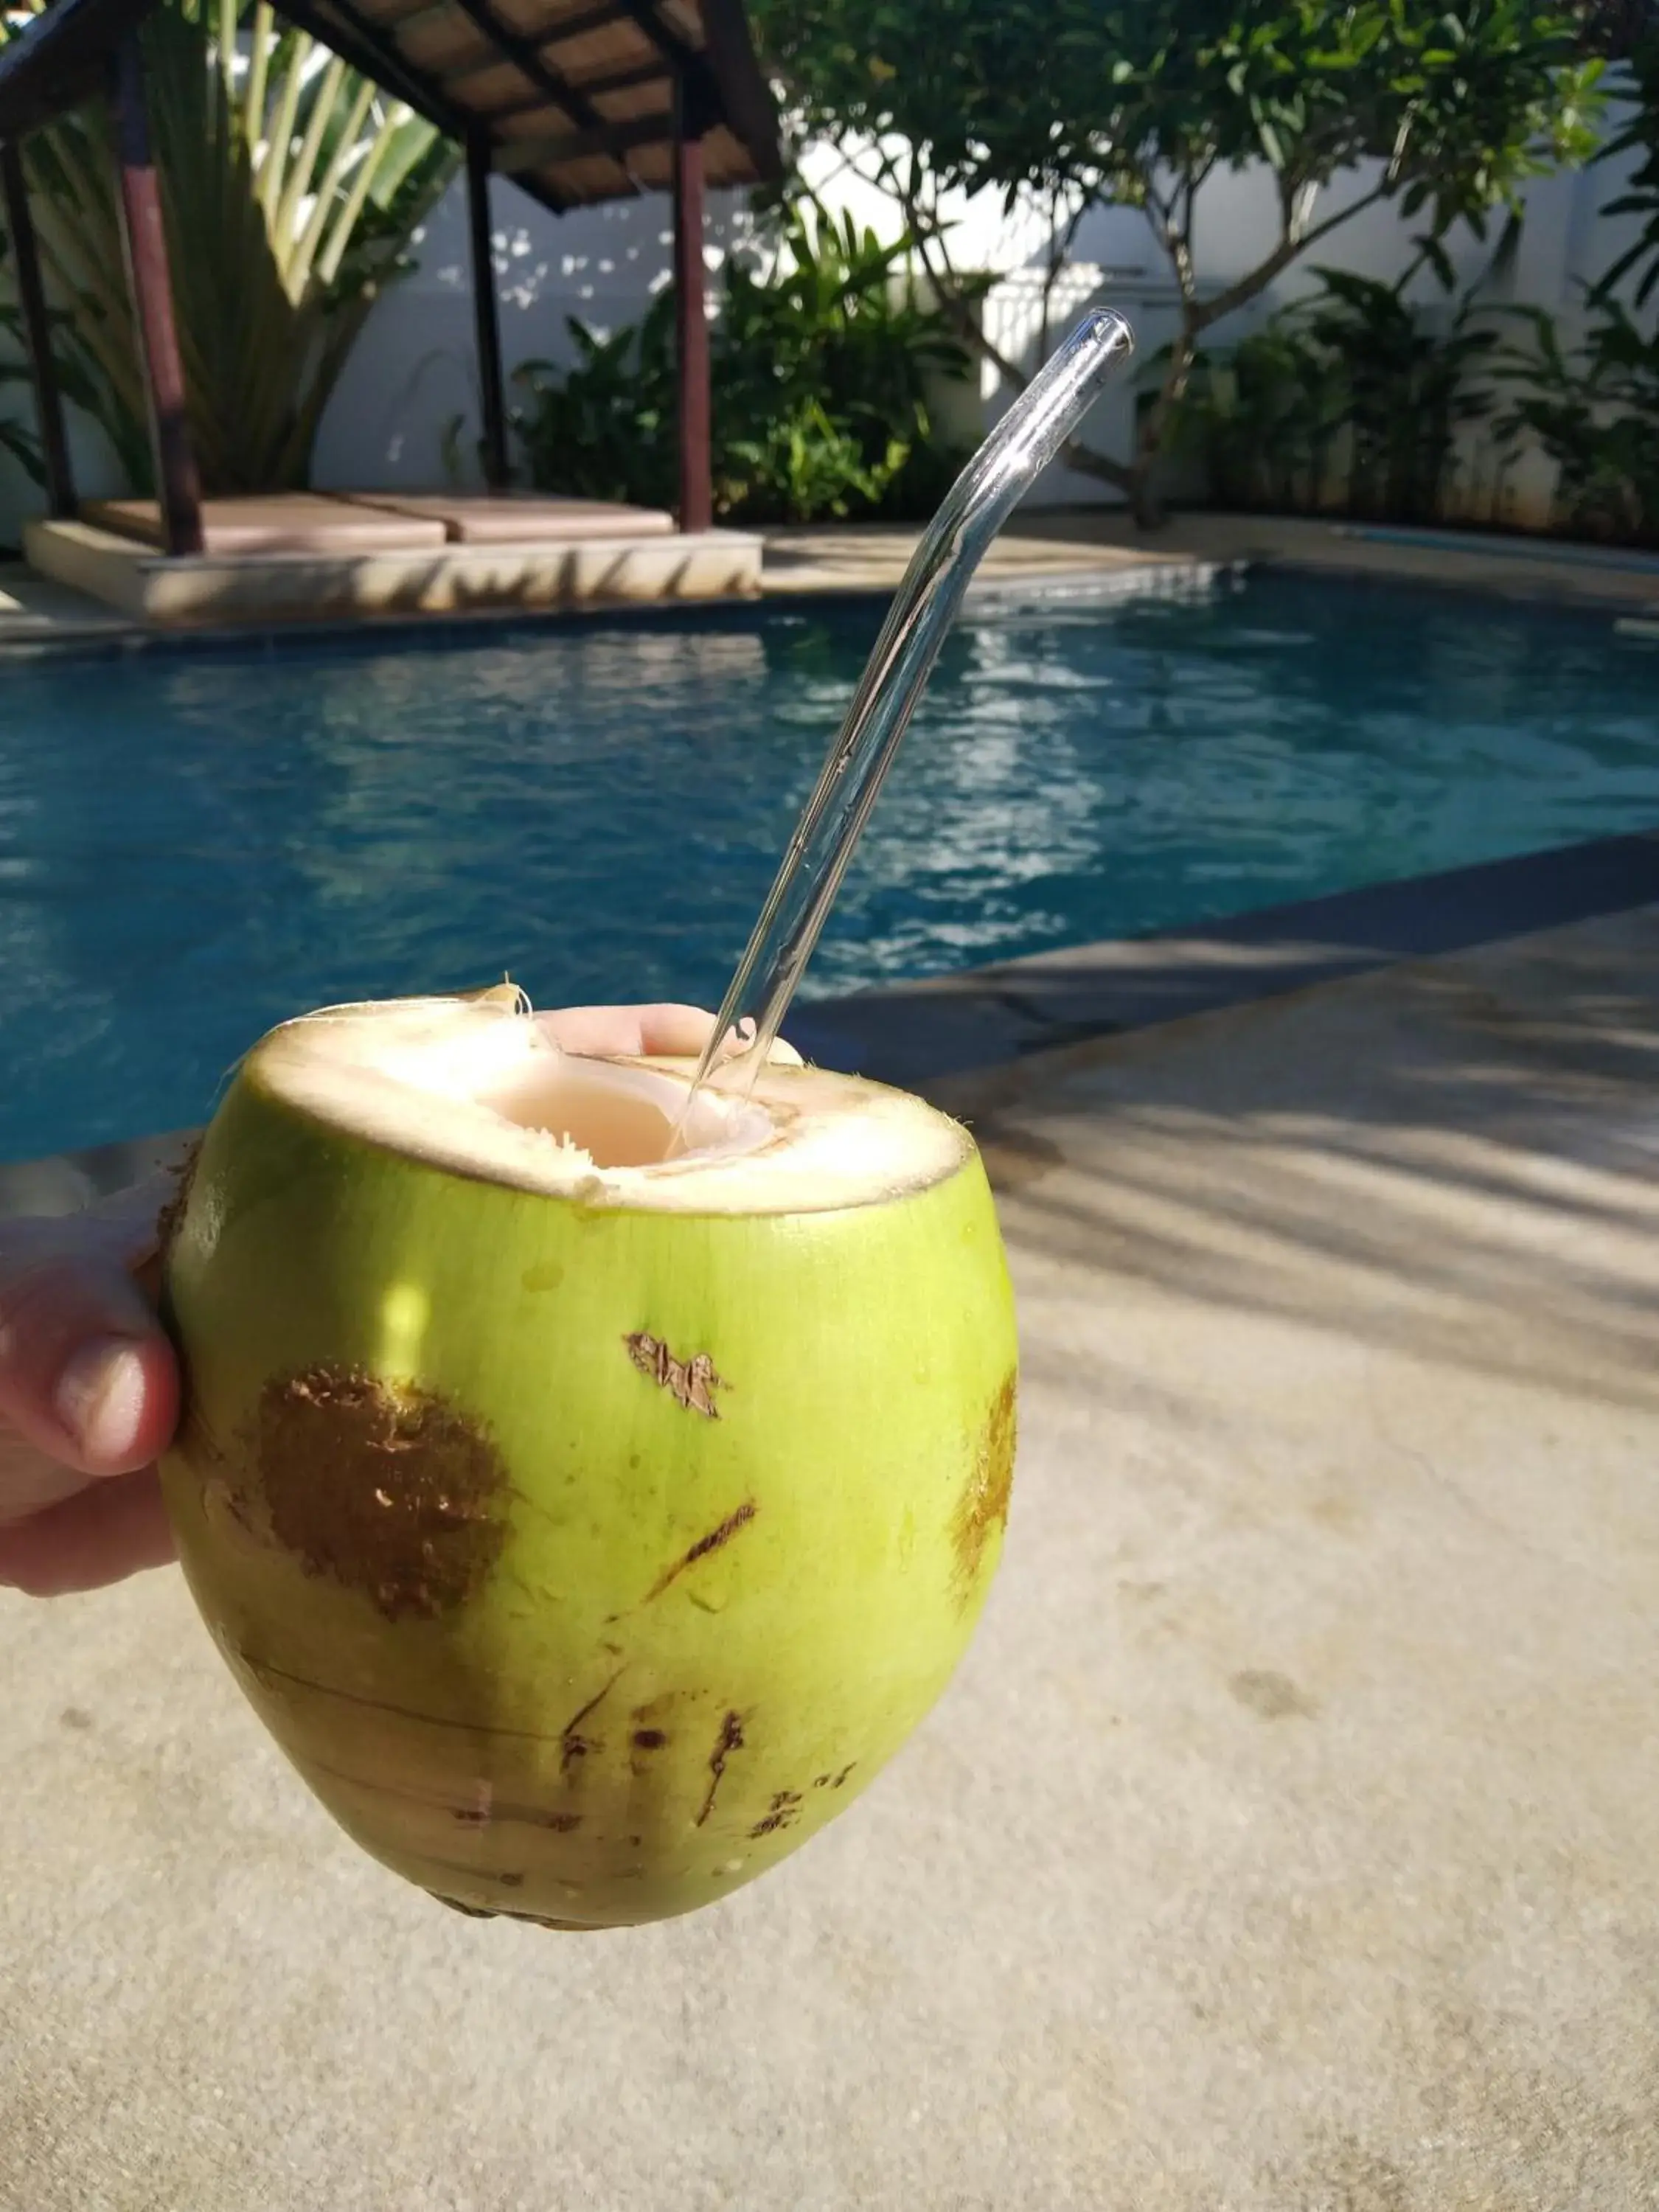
[964,917,1659,1423]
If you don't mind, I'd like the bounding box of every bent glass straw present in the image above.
[670,306,1136,1138]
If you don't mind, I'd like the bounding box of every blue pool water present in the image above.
[2,569,1657,1163]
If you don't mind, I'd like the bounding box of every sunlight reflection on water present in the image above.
[2,570,1656,1158]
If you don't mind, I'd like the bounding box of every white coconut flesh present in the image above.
[248,995,971,1214]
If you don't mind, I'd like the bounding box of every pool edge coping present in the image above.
[0,554,1222,661]
[5,519,1659,658]
[5,829,1657,1215]
[785,830,1659,1103]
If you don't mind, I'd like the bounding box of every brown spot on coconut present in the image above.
[624,1331,725,1416]
[643,1500,758,1602]
[695,1710,745,1828]
[952,1372,1018,1604]
[255,1368,507,1621]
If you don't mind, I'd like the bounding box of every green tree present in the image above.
[751,0,1604,521]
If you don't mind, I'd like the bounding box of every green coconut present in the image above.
[157,990,1018,1930]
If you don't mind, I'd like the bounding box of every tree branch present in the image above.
[1059,438,1133,493]
[1287,177,1322,243]
[874,149,1035,392]
[1192,178,1394,332]
[1385,108,1418,191]
[1143,162,1198,304]
[869,147,1130,495]
[1037,188,1087,366]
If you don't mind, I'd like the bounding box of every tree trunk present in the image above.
[1127,321,1197,533]
[1128,463,1165,529]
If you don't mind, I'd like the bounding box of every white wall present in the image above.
[1,80,1651,544]
[310,177,758,493]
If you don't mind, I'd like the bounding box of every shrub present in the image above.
[512,201,978,524]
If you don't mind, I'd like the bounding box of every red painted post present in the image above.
[672,76,712,535]
[110,32,204,557]
[1,140,77,520]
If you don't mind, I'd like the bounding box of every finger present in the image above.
[0,1252,179,1485]
[538,1003,717,1057]
[0,1467,175,1598]
[538,1004,803,1065]
[86,1161,195,1281]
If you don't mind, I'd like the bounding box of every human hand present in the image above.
[0,1004,792,1599]
[0,1172,182,1599]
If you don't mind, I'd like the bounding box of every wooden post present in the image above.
[671,74,712,535]
[109,32,204,557]
[1,140,77,521]
[466,134,509,493]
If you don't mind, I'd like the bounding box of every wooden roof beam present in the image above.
[276,0,471,139]
[532,0,636,41]
[442,0,612,136]
[280,0,574,206]
[491,107,663,172]
[356,0,454,31]
[620,0,782,167]
[614,0,695,72]
[614,0,723,131]
[474,55,663,124]
[434,0,641,80]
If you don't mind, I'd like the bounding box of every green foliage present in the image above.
[1492,298,1659,540]
[1150,319,1348,514]
[0,0,455,495]
[756,0,1601,233]
[0,226,45,489]
[1592,33,1659,305]
[512,201,977,524]
[1295,267,1501,520]
[0,218,103,492]
[1573,1,1659,59]
[513,292,678,509]
[1155,262,1503,524]
[1160,257,1659,545]
[751,0,1605,520]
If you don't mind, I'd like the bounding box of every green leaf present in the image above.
[512,183,975,524]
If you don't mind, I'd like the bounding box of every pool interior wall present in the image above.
[1,566,1657,1164]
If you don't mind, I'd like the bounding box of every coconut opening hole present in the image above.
[478,1054,772,1169]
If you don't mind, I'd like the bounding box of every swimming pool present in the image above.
[2,568,1656,1164]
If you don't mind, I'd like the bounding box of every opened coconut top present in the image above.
[246,997,971,1215]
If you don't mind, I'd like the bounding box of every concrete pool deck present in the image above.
[4,509,1656,652]
[3,889,1658,2207]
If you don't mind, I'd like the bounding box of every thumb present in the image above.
[0,1247,179,1510]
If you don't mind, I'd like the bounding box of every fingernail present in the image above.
[54,1337,147,1464]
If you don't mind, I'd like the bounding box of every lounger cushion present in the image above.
[82,495,449,555]
[339,493,677,543]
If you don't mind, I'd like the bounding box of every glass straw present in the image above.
[669,306,1135,1141]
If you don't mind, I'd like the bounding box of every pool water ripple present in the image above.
[1,569,1655,1161]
